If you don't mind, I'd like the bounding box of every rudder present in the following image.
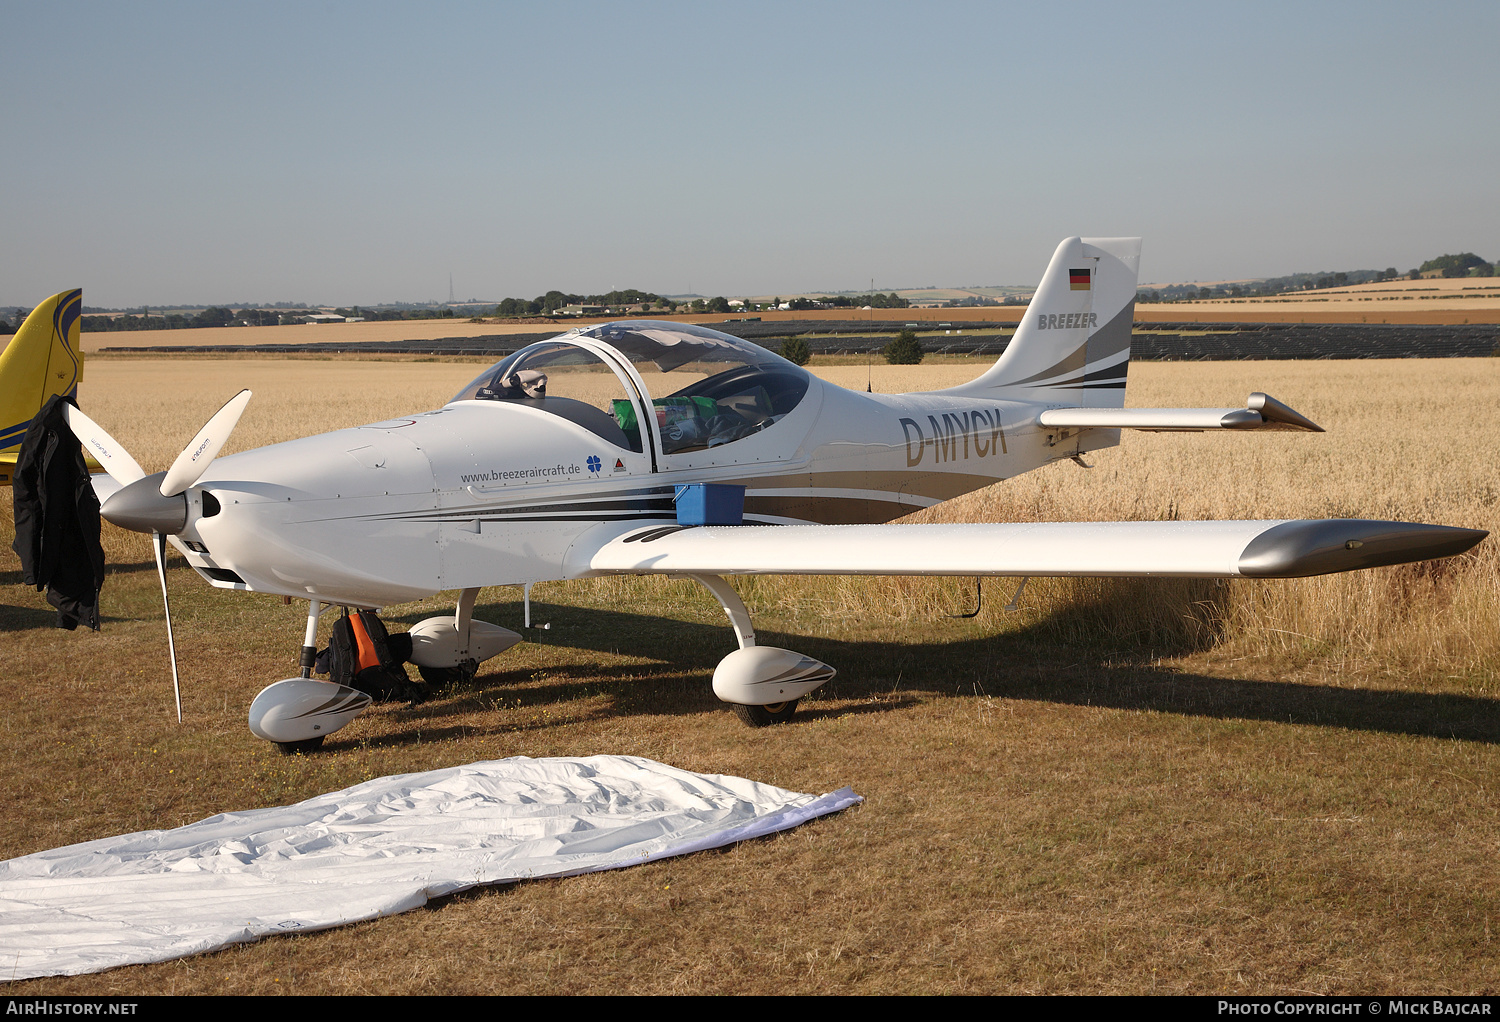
[0,290,84,483]
[951,237,1140,408]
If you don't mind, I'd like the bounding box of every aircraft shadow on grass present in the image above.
[6,574,1494,749]
[0,561,168,631]
[1,559,160,589]
[347,598,1500,751]
[0,603,62,631]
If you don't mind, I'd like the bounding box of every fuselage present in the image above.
[171,323,1109,607]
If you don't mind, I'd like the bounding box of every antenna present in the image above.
[448,273,455,305]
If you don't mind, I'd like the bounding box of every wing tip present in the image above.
[1239,520,1487,578]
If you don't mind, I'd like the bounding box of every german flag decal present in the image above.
[1069,268,1091,291]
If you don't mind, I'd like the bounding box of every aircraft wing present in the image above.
[567,519,1485,580]
[1038,392,1324,432]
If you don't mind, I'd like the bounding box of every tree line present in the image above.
[489,289,910,317]
[1137,253,1496,303]
[1420,253,1493,278]
[74,305,466,331]
[779,292,909,311]
[494,289,671,316]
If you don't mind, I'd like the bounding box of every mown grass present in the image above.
[3,358,1500,994]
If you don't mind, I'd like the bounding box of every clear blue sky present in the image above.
[3,1,1495,307]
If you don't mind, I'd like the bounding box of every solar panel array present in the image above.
[102,320,1500,361]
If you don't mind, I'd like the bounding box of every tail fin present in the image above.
[0,290,84,484]
[952,237,1140,407]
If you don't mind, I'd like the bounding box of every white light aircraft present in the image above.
[23,238,1487,751]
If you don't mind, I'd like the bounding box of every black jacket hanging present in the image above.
[11,394,106,630]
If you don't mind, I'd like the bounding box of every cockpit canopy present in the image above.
[451,321,812,455]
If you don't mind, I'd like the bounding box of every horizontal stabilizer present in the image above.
[1037,392,1323,433]
[567,518,1484,580]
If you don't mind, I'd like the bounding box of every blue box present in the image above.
[674,483,745,526]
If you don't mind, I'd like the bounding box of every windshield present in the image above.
[449,340,642,451]
[452,321,811,456]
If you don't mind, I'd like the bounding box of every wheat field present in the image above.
[823,359,1500,680]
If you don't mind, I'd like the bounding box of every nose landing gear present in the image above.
[250,590,521,752]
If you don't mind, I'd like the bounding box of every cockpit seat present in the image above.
[509,396,633,450]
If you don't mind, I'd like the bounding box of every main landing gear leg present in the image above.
[411,588,481,685]
[438,585,480,681]
[408,587,518,685]
[455,587,477,648]
[688,573,755,650]
[687,573,835,728]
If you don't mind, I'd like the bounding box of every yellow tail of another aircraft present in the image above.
[0,289,85,486]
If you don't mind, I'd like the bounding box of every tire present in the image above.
[276,735,326,755]
[732,699,799,727]
[417,659,477,687]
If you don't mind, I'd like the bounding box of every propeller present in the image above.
[153,531,181,722]
[160,389,253,496]
[66,391,252,722]
[62,404,147,487]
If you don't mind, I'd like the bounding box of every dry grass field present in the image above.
[72,318,555,353]
[4,355,1500,994]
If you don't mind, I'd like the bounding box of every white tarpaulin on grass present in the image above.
[0,755,860,979]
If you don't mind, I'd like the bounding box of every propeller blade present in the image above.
[160,389,252,497]
[61,403,146,487]
[153,531,183,723]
